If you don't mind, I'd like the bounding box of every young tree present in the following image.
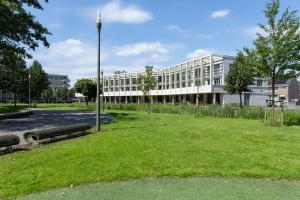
[56,87,69,102]
[67,88,76,101]
[250,0,300,123]
[28,60,49,105]
[0,0,51,65]
[224,52,255,108]
[74,79,97,106]
[0,53,28,106]
[137,66,157,112]
[43,88,54,103]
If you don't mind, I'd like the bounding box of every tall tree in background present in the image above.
[137,66,157,112]
[0,54,28,106]
[224,52,255,108]
[0,0,50,65]
[75,79,97,106]
[67,88,76,101]
[249,0,300,124]
[28,60,49,105]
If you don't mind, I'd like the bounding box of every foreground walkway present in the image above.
[17,177,300,200]
[0,110,112,145]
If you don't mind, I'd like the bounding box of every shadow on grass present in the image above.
[106,112,138,122]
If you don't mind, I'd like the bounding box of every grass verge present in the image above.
[0,104,28,114]
[0,110,300,198]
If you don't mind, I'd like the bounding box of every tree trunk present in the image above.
[271,77,275,125]
[85,97,89,106]
[13,93,17,107]
[239,92,243,108]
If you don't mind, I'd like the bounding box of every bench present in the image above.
[23,123,92,143]
[0,110,33,120]
[0,135,20,149]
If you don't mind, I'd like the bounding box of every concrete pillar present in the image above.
[172,95,175,104]
[192,61,195,87]
[125,96,128,104]
[183,95,186,103]
[163,96,166,104]
[213,93,216,104]
[114,97,117,104]
[137,97,140,104]
[210,55,213,86]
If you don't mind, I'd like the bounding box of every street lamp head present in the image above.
[96,10,101,24]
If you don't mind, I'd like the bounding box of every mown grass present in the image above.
[0,104,28,114]
[0,110,300,198]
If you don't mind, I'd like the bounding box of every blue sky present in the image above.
[28,0,300,85]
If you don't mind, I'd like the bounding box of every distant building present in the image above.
[0,90,11,103]
[268,78,299,105]
[96,54,269,106]
[47,74,70,89]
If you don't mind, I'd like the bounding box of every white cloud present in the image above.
[31,38,109,86]
[211,9,230,18]
[186,48,215,59]
[31,39,183,85]
[166,24,212,40]
[166,25,186,34]
[243,26,267,38]
[100,0,153,24]
[114,42,168,56]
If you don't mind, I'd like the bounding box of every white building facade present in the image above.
[102,55,268,106]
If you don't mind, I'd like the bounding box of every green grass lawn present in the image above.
[18,177,300,200]
[1,110,300,198]
[0,104,28,114]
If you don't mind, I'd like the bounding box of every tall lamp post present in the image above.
[28,74,31,109]
[101,69,104,112]
[96,10,102,132]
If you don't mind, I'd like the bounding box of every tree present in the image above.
[56,87,68,102]
[249,0,300,124]
[28,60,49,105]
[43,88,53,103]
[67,88,76,101]
[137,66,157,112]
[0,53,28,106]
[74,79,97,106]
[224,52,255,108]
[0,0,51,65]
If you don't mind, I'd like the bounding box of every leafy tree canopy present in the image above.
[137,66,157,98]
[74,79,97,105]
[0,0,51,65]
[224,52,255,107]
[28,60,49,100]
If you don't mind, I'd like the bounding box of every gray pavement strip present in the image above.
[0,110,112,145]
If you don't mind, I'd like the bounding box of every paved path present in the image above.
[17,177,300,200]
[0,110,112,145]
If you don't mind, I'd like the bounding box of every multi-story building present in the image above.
[101,54,268,106]
[267,78,299,105]
[0,90,11,103]
[47,74,70,89]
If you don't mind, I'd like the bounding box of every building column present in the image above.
[172,95,175,104]
[137,96,140,104]
[210,55,213,86]
[125,96,128,104]
[163,96,166,104]
[213,93,216,104]
[183,95,186,103]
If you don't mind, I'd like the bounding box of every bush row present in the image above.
[104,103,300,126]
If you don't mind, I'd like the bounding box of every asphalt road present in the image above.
[0,110,112,145]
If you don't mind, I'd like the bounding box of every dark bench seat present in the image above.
[0,135,20,148]
[24,123,92,142]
